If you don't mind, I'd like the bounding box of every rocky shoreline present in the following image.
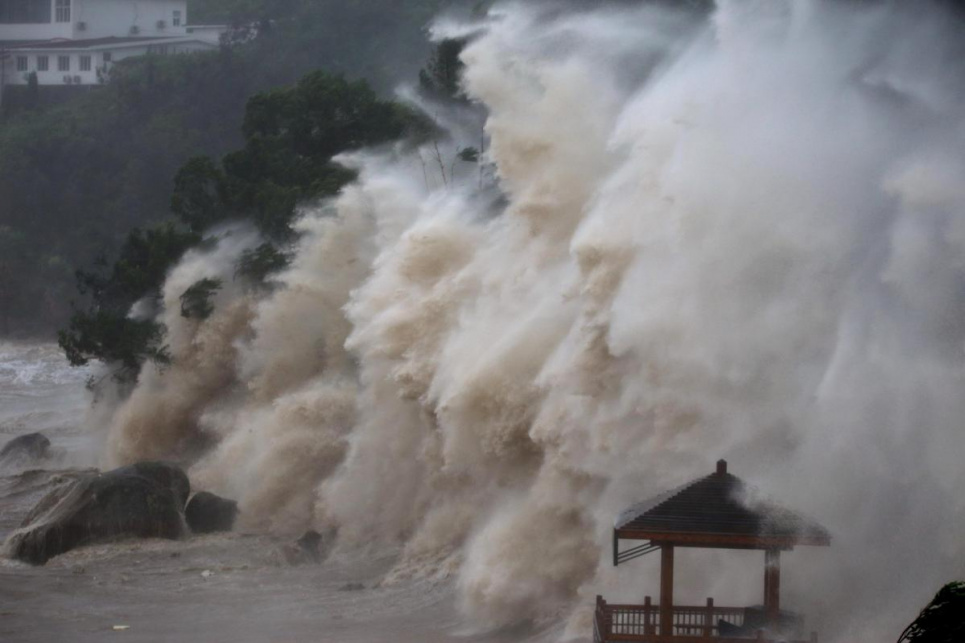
[0,433,321,569]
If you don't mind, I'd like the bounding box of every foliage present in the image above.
[898,582,965,643]
[56,68,415,377]
[236,243,291,283]
[0,0,476,336]
[226,71,417,237]
[171,156,230,233]
[58,222,198,379]
[29,0,484,380]
[58,311,169,377]
[419,38,468,101]
[76,223,201,311]
[179,278,223,319]
[0,50,251,335]
[458,146,479,163]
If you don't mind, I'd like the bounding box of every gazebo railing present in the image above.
[595,596,818,643]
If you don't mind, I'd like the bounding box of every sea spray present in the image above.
[106,226,259,465]
[96,1,965,639]
[192,199,376,533]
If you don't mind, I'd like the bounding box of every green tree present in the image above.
[227,71,416,236]
[57,69,419,379]
[58,223,199,380]
[58,312,170,375]
[171,156,230,233]
[236,242,291,284]
[2,0,477,336]
[76,223,201,310]
[179,278,223,319]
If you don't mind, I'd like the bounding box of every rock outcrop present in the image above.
[112,462,190,508]
[184,491,238,534]
[5,461,188,565]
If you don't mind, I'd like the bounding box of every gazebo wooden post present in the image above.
[644,596,654,635]
[764,548,781,622]
[660,544,674,636]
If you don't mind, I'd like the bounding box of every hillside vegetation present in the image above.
[0,0,475,335]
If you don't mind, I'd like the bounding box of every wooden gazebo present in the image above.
[594,460,830,643]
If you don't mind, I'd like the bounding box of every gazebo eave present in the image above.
[615,528,831,552]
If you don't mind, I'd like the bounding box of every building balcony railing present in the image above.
[594,596,818,643]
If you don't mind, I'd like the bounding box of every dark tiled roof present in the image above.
[615,460,830,548]
[1,36,197,50]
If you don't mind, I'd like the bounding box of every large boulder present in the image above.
[0,433,51,464]
[5,461,189,565]
[112,461,190,508]
[184,491,237,534]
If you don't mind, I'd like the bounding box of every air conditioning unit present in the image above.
[129,25,140,35]
[156,20,166,29]
[63,75,73,84]
[73,75,81,84]
[76,21,87,31]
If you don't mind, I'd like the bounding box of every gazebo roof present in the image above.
[614,460,830,558]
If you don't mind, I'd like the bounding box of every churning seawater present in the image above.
[0,342,90,448]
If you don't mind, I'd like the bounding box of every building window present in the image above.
[102,52,112,63]
[0,0,52,24]
[54,0,70,23]
[55,0,70,23]
[16,56,27,72]
[37,56,49,71]
[173,10,181,27]
[79,55,91,71]
[58,55,70,71]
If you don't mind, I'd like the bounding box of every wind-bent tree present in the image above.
[58,71,421,381]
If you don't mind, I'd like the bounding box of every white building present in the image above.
[0,0,223,93]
